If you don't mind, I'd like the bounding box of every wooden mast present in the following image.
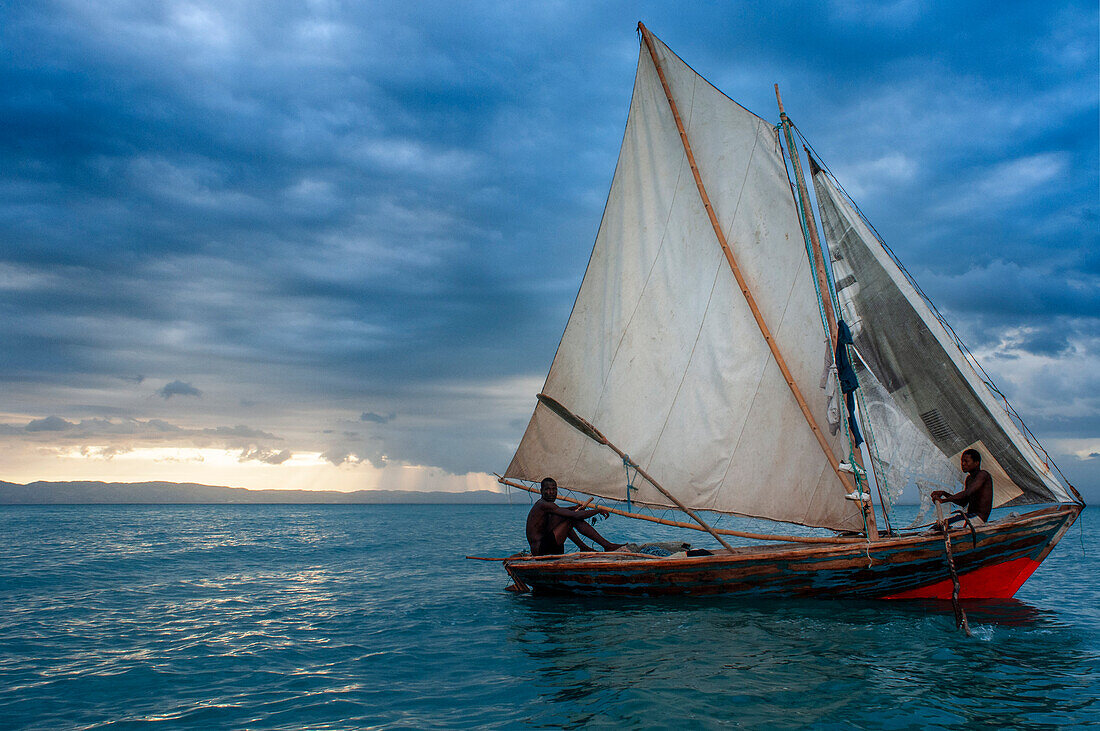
[775,87,838,344]
[637,23,859,504]
[774,85,878,539]
[802,148,894,535]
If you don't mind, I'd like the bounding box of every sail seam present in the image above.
[708,133,777,511]
[508,48,648,483]
[646,258,722,499]
[637,74,708,483]
[563,58,689,485]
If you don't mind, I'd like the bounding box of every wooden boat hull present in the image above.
[503,506,1080,599]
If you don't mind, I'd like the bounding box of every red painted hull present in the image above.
[503,505,1080,599]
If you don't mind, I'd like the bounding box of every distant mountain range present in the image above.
[0,480,516,505]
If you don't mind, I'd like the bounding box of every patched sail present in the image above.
[505,33,864,531]
[811,166,1074,506]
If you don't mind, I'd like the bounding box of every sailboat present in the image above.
[495,24,1084,599]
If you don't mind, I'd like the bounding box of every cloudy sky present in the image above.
[1,1,1097,499]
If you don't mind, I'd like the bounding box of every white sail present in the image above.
[506,34,864,532]
[811,166,1074,506]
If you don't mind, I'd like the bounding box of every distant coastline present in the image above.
[0,480,516,505]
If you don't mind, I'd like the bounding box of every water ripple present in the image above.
[0,504,1096,729]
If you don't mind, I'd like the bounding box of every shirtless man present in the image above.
[931,448,993,524]
[525,477,623,556]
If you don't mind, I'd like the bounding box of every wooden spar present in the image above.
[775,84,879,539]
[775,86,837,344]
[498,476,872,545]
[637,23,858,502]
[536,394,737,551]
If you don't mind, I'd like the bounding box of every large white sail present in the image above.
[811,166,1074,506]
[506,34,864,532]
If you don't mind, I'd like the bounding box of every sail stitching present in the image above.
[713,240,844,523]
[562,60,689,486]
[645,258,722,501]
[510,49,648,485]
[635,74,712,485]
[708,133,792,512]
[636,95,831,523]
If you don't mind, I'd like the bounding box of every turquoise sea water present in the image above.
[0,503,1096,729]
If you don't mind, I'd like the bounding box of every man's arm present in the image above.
[931,472,991,506]
[544,503,608,520]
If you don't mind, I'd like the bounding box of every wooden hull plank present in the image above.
[503,506,1079,599]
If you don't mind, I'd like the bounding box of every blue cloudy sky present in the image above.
[1,1,1097,499]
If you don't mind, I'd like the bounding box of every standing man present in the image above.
[931,448,993,524]
[525,477,623,556]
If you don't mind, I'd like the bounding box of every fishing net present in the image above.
[856,359,963,527]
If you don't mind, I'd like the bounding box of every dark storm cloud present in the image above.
[0,1,612,395]
[0,1,1095,491]
[157,381,202,399]
[322,450,370,467]
[203,425,279,440]
[6,415,281,446]
[360,411,395,424]
[25,416,74,432]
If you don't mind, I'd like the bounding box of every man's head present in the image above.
[540,477,557,501]
[961,448,982,472]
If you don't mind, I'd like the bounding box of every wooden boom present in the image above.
[498,475,871,545]
[536,393,736,551]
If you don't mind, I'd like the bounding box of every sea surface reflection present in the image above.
[0,504,1095,729]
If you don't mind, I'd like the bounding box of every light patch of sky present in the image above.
[1051,438,1100,460]
[0,263,57,291]
[121,155,267,214]
[969,330,1100,421]
[827,0,923,27]
[943,152,1071,215]
[826,152,917,200]
[352,138,484,178]
[2,443,500,493]
[170,2,232,48]
[283,177,340,216]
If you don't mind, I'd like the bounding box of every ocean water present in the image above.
[0,503,1096,729]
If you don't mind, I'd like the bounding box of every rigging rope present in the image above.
[622,454,638,510]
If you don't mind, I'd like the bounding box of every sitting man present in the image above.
[525,477,623,556]
[931,448,993,525]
